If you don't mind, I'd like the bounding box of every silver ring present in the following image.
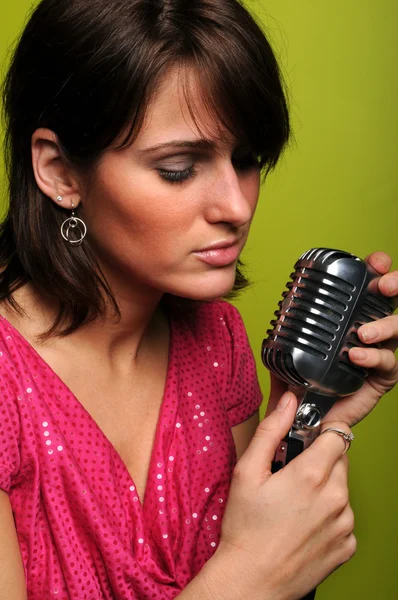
[320,427,354,454]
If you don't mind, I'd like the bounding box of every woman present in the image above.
[0,1,397,599]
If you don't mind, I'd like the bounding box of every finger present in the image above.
[378,270,398,299]
[266,373,288,416]
[365,251,392,275]
[349,347,398,373]
[291,421,354,482]
[358,315,398,346]
[236,392,298,481]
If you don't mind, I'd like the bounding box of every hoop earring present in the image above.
[61,201,87,246]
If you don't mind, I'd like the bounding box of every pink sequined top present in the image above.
[0,301,262,600]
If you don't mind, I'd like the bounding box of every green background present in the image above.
[1,1,397,598]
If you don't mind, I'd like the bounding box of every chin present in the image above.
[170,268,238,302]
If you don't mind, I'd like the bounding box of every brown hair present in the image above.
[0,0,290,336]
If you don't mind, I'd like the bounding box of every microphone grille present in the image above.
[262,248,395,394]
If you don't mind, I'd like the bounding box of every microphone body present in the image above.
[262,248,394,470]
[261,248,394,600]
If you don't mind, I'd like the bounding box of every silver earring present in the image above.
[56,195,63,203]
[61,201,87,246]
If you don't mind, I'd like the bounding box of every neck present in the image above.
[1,282,167,369]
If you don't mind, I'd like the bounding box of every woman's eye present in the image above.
[233,151,261,171]
[157,166,196,183]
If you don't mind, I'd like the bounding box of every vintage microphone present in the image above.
[261,248,394,600]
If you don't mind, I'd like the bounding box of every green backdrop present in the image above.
[1,1,397,598]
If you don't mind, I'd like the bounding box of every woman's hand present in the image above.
[209,393,355,600]
[267,251,398,429]
[323,251,397,427]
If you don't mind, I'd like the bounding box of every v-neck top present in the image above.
[0,300,262,600]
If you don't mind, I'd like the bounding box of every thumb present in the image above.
[265,373,288,416]
[236,392,297,481]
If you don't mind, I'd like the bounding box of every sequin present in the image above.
[0,301,262,598]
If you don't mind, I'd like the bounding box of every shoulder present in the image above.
[185,299,246,338]
[175,300,254,371]
[171,300,248,355]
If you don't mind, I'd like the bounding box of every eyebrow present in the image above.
[137,138,219,155]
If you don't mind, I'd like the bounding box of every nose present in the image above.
[204,162,258,228]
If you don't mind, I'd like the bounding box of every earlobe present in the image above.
[31,128,81,207]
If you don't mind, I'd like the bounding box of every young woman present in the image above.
[0,1,397,599]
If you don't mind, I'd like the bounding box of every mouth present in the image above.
[193,237,244,267]
[195,237,243,253]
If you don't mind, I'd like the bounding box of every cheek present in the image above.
[243,172,261,214]
[84,174,196,252]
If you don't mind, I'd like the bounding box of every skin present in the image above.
[0,66,397,599]
[30,68,398,407]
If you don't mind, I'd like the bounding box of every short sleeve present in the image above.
[0,394,21,493]
[200,301,263,428]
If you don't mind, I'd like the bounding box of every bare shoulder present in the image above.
[0,491,27,600]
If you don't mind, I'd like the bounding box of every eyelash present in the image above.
[157,154,261,184]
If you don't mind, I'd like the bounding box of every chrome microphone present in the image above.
[262,248,394,472]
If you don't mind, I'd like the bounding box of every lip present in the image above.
[193,238,243,267]
[196,237,242,252]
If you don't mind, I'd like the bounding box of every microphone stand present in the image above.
[271,390,338,600]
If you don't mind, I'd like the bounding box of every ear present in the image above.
[31,128,81,209]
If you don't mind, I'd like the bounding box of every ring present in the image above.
[320,428,355,454]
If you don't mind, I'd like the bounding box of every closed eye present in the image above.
[156,148,260,184]
[157,166,196,183]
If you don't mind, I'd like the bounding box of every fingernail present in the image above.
[360,326,377,342]
[351,349,366,360]
[276,392,291,412]
[387,278,398,294]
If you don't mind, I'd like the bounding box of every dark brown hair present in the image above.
[0,0,290,336]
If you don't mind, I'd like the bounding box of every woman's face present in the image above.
[80,68,261,302]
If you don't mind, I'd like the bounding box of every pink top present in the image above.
[0,301,262,600]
